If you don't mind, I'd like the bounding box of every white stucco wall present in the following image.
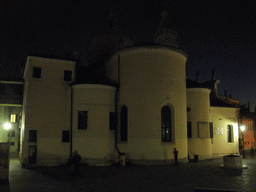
[210,107,239,155]
[187,88,212,159]
[107,46,188,161]
[21,56,76,166]
[72,84,116,163]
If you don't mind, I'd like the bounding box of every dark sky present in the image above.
[1,0,256,110]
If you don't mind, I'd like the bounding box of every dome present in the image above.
[88,28,133,65]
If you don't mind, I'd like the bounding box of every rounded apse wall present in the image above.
[106,46,188,161]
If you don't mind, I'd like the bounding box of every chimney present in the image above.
[224,90,227,97]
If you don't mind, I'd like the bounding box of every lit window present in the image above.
[10,114,16,122]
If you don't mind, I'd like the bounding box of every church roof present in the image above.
[88,29,133,65]
[186,78,238,108]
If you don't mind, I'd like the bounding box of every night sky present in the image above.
[1,0,256,110]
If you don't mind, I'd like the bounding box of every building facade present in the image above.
[238,106,256,150]
[0,80,23,155]
[19,12,240,166]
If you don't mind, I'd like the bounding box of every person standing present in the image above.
[68,150,82,175]
[250,147,254,159]
[173,148,178,166]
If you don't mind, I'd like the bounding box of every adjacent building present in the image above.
[239,105,256,149]
[0,79,23,155]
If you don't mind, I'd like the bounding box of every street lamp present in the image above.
[4,123,11,130]
[240,125,245,158]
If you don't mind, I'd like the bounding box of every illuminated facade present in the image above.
[0,80,23,155]
[241,118,255,148]
[19,12,240,166]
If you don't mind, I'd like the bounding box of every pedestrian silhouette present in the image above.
[173,148,178,165]
[68,150,81,175]
[250,147,254,159]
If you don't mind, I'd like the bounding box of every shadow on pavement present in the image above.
[22,164,74,181]
[220,168,243,176]
[0,180,11,192]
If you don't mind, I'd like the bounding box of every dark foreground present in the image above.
[1,155,256,192]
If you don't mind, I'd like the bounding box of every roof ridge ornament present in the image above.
[154,11,178,48]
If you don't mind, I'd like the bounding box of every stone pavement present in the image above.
[1,153,256,192]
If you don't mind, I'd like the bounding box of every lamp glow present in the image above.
[4,123,11,130]
[240,125,245,132]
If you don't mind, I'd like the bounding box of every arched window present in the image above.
[161,105,172,142]
[120,105,128,141]
[227,125,233,143]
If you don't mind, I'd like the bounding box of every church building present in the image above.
[19,12,240,166]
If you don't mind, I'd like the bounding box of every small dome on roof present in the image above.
[154,11,178,48]
[88,28,133,65]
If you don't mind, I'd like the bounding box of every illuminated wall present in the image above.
[210,107,239,155]
[241,118,255,148]
[72,84,116,164]
[21,56,76,166]
[106,46,188,162]
[187,88,212,159]
[0,106,21,153]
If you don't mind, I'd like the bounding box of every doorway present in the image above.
[28,145,37,164]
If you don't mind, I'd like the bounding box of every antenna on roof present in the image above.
[212,68,215,80]
[196,71,200,82]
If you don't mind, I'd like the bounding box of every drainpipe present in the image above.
[115,55,121,155]
[237,108,241,154]
[70,86,73,159]
[69,60,77,159]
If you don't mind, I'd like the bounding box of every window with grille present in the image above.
[33,67,41,78]
[109,112,117,130]
[120,105,128,141]
[187,122,192,138]
[62,131,70,142]
[64,70,72,81]
[161,106,172,142]
[78,111,87,130]
[8,130,15,137]
[29,130,37,142]
[210,122,213,138]
[227,125,233,143]
[197,122,209,138]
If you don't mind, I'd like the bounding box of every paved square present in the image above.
[1,155,256,192]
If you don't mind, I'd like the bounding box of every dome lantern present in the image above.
[88,10,133,65]
[154,11,179,48]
